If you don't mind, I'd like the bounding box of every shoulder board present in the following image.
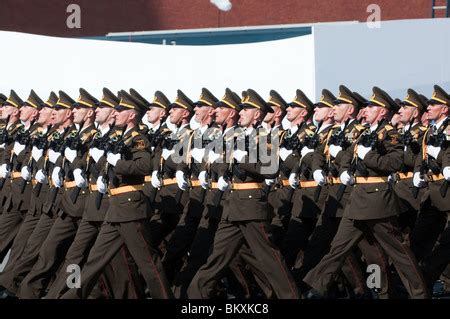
[131,131,139,137]
[419,125,427,132]
[384,124,394,131]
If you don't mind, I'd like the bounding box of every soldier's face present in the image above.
[398,105,416,124]
[37,107,53,125]
[214,106,230,125]
[314,106,333,122]
[1,105,19,120]
[362,106,383,125]
[332,103,351,123]
[286,106,303,122]
[263,107,276,124]
[19,105,35,122]
[72,106,89,124]
[194,105,214,125]
[95,107,113,125]
[426,103,448,121]
[238,108,257,127]
[169,107,186,125]
[146,107,164,124]
[114,109,133,127]
[51,109,70,126]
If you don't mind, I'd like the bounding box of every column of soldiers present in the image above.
[0,83,448,299]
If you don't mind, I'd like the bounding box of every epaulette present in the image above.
[385,124,394,131]
[81,128,98,142]
[417,125,427,131]
[354,124,367,131]
[332,123,341,129]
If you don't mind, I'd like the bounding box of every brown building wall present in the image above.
[0,0,441,37]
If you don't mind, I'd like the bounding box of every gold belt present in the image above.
[397,172,414,180]
[231,182,263,190]
[89,183,98,191]
[190,180,201,187]
[109,184,144,196]
[428,174,445,181]
[210,182,219,189]
[11,171,22,179]
[162,178,177,186]
[355,176,389,184]
[144,176,152,182]
[64,181,77,189]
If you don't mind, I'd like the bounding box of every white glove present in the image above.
[191,148,205,163]
[340,171,355,186]
[413,172,426,188]
[217,176,230,191]
[176,170,188,191]
[265,179,276,186]
[198,171,209,189]
[32,146,44,162]
[443,167,450,181]
[233,149,248,162]
[21,166,32,181]
[0,163,10,179]
[48,149,61,164]
[73,168,87,188]
[313,169,326,186]
[151,170,162,188]
[106,152,121,166]
[162,148,175,160]
[328,145,342,158]
[51,167,63,187]
[96,176,107,194]
[288,172,299,189]
[301,147,314,157]
[208,150,221,163]
[279,147,293,161]
[427,145,441,159]
[35,169,48,184]
[13,142,26,156]
[357,145,372,160]
[64,148,77,163]
[89,147,104,163]
[0,143,5,149]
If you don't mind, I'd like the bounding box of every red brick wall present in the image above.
[0,0,437,37]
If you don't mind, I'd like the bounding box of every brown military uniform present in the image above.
[61,90,173,299]
[0,121,31,261]
[45,125,144,299]
[18,124,97,298]
[188,89,299,299]
[304,87,428,299]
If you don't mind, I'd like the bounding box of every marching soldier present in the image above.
[134,89,171,211]
[188,89,299,299]
[0,90,26,261]
[19,89,98,298]
[61,90,173,299]
[149,90,195,248]
[304,86,428,299]
[281,90,335,268]
[275,89,316,257]
[0,92,65,298]
[44,88,143,299]
[293,86,388,298]
[172,88,241,298]
[162,88,220,283]
[0,90,52,297]
[393,89,428,234]
[412,85,450,294]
